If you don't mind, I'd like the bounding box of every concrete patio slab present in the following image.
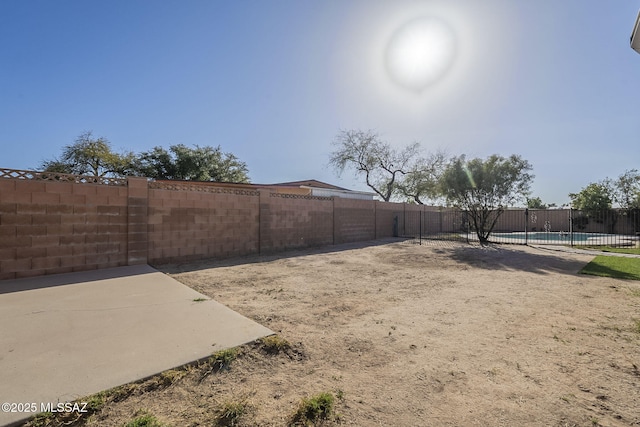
[0,265,272,426]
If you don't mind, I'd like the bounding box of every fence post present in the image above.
[524,208,529,245]
[569,207,574,247]
[403,203,406,236]
[419,208,422,245]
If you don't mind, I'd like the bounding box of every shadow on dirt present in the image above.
[442,244,594,276]
[156,238,408,274]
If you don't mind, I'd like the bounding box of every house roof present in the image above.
[267,179,350,191]
[152,178,376,196]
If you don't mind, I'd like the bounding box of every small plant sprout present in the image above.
[125,411,166,427]
[291,392,335,426]
[260,335,291,354]
[216,399,249,426]
[211,348,238,371]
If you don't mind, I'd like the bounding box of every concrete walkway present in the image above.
[0,265,272,427]
[531,244,640,258]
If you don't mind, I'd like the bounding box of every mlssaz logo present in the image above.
[41,402,89,413]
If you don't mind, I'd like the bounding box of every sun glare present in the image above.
[384,17,457,92]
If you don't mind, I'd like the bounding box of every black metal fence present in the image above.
[395,207,640,247]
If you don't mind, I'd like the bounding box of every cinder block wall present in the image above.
[0,173,404,280]
[0,178,130,280]
[259,192,334,253]
[334,198,376,244]
[375,201,400,238]
[147,185,260,264]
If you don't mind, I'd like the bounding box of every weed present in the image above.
[633,319,640,334]
[125,411,165,427]
[85,391,107,411]
[211,347,238,370]
[199,347,239,382]
[260,335,291,354]
[193,297,207,302]
[158,369,186,387]
[291,392,335,426]
[559,393,576,404]
[27,412,55,427]
[629,288,640,297]
[553,334,568,343]
[216,399,248,426]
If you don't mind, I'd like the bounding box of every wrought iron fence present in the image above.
[395,207,640,248]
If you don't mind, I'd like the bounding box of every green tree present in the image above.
[40,131,134,177]
[614,169,640,232]
[569,182,613,218]
[569,181,616,232]
[440,154,534,244]
[571,171,640,233]
[613,169,640,210]
[396,150,448,204]
[329,129,419,202]
[526,197,547,209]
[130,144,250,183]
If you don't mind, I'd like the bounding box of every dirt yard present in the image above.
[47,240,640,426]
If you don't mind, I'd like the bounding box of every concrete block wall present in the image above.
[334,198,376,244]
[147,186,260,264]
[259,192,334,253]
[1,172,417,280]
[375,201,400,238]
[0,178,129,280]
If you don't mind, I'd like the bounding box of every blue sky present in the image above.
[1,1,639,206]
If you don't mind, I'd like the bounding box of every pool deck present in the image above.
[482,232,639,246]
[530,244,640,258]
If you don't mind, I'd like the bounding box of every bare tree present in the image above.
[329,130,419,201]
[397,150,448,204]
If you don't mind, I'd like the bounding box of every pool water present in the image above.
[490,232,603,242]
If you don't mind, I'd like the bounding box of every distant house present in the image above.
[267,180,376,200]
[152,178,377,200]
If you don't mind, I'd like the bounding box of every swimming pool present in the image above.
[483,231,638,245]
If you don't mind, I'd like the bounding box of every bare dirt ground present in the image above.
[38,239,640,426]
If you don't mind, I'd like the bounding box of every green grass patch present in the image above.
[125,411,166,427]
[580,255,640,281]
[259,335,291,354]
[216,399,249,426]
[290,392,335,426]
[581,246,640,255]
[210,348,238,369]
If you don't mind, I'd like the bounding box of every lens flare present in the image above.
[384,17,457,92]
[463,166,476,188]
